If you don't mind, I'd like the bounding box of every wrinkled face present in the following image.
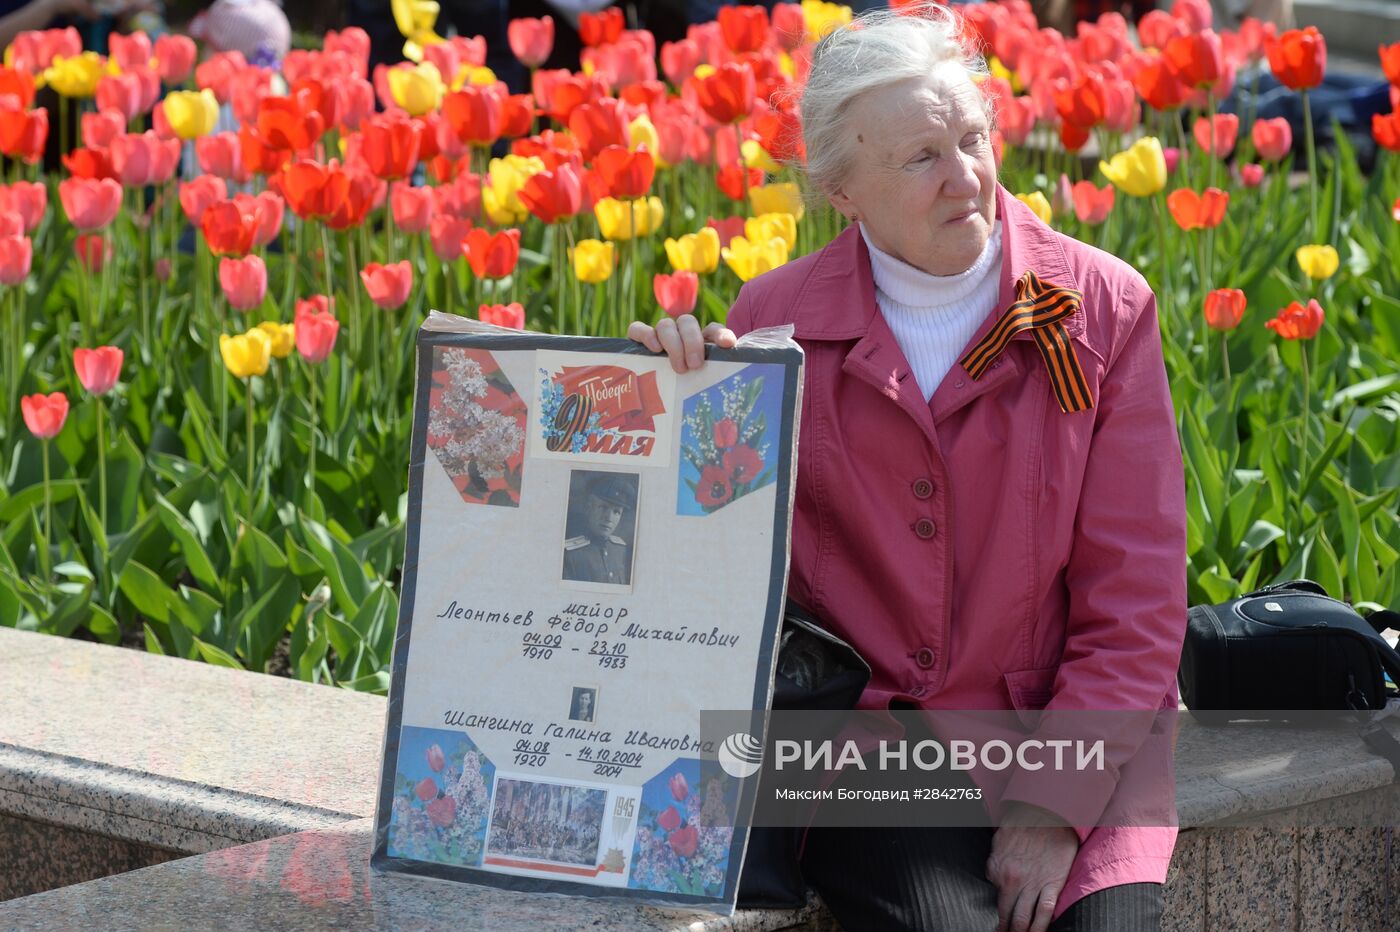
[829,66,998,276]
[587,495,624,539]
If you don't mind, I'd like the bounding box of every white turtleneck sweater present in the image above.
[860,221,1004,402]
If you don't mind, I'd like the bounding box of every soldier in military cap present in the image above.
[563,474,637,585]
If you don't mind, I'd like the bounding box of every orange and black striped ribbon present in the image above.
[958,270,1094,413]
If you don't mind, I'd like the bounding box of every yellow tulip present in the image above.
[466,66,497,86]
[255,322,296,359]
[749,182,805,222]
[391,0,444,61]
[44,52,105,98]
[570,239,615,283]
[387,61,444,116]
[1098,136,1167,198]
[741,139,782,173]
[595,197,665,241]
[1295,244,1339,280]
[745,213,797,254]
[801,0,852,42]
[219,330,273,379]
[629,115,662,162]
[694,63,717,81]
[163,89,220,140]
[988,56,1022,94]
[483,154,543,225]
[664,228,721,275]
[1016,191,1053,225]
[722,235,788,282]
[778,52,796,79]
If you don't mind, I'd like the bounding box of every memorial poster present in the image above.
[371,314,804,912]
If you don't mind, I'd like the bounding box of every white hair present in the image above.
[797,6,991,196]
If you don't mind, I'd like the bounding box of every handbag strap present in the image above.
[1363,609,1400,637]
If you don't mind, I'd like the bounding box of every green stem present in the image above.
[97,397,106,534]
[246,379,255,503]
[1220,331,1232,387]
[308,365,318,495]
[1303,90,1318,242]
[39,438,51,582]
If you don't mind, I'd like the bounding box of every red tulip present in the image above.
[295,302,340,364]
[0,66,35,109]
[433,170,482,220]
[21,392,68,439]
[256,95,326,152]
[579,7,624,47]
[1054,71,1106,130]
[0,181,44,231]
[1192,113,1238,158]
[180,175,228,226]
[718,5,770,54]
[430,215,473,262]
[463,227,521,279]
[1381,42,1400,87]
[1266,27,1326,91]
[500,93,534,139]
[442,85,504,148]
[426,795,456,828]
[74,346,123,394]
[1138,10,1187,50]
[1238,163,1265,187]
[391,183,435,233]
[508,16,554,68]
[716,164,763,201]
[59,177,122,232]
[1374,111,1400,153]
[323,165,381,232]
[1164,31,1225,89]
[1167,187,1229,230]
[74,234,111,273]
[725,444,763,483]
[657,805,682,832]
[1392,196,1400,223]
[1251,117,1292,161]
[595,145,654,198]
[62,147,115,181]
[219,255,268,310]
[154,33,196,83]
[360,110,422,180]
[1264,299,1324,339]
[518,164,583,224]
[278,160,349,221]
[201,199,259,257]
[713,417,739,449]
[1070,180,1114,225]
[110,131,182,186]
[361,260,413,309]
[668,823,698,857]
[478,302,525,329]
[82,109,126,150]
[0,234,31,285]
[1203,288,1246,331]
[654,271,699,317]
[414,777,438,802]
[0,104,46,163]
[707,215,746,248]
[695,63,756,125]
[568,98,630,160]
[772,3,806,50]
[1133,56,1189,112]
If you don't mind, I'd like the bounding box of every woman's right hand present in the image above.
[627,315,736,374]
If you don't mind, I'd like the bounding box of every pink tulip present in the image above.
[360,260,413,309]
[0,235,31,285]
[155,257,171,281]
[82,109,126,150]
[154,33,197,84]
[295,302,339,365]
[1193,113,1239,158]
[1251,117,1292,162]
[478,302,525,329]
[21,392,68,438]
[391,183,435,234]
[180,176,228,225]
[669,772,689,801]
[0,182,46,232]
[109,31,152,71]
[96,73,144,122]
[1163,146,1181,175]
[508,16,554,68]
[425,744,446,772]
[197,132,249,183]
[74,346,123,395]
[1238,163,1265,187]
[654,271,699,317]
[429,215,472,262]
[234,191,283,247]
[219,255,268,311]
[59,177,122,232]
[1070,180,1115,225]
[110,132,182,187]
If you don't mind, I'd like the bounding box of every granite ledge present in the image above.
[0,819,831,932]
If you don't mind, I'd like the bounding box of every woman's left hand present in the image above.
[987,803,1080,932]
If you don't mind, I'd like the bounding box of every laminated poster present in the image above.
[371,313,804,913]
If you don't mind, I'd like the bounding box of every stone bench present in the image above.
[0,626,1396,929]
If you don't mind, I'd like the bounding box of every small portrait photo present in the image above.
[569,686,599,723]
[561,470,639,587]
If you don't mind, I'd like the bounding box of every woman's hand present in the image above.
[987,803,1080,932]
[627,315,736,374]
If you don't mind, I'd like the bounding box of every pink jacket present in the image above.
[727,185,1187,916]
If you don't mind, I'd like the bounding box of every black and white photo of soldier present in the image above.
[569,686,598,723]
[487,779,607,867]
[562,471,639,586]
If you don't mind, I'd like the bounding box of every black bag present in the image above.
[736,601,871,910]
[1179,578,1400,777]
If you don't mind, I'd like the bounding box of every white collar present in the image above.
[860,220,1003,307]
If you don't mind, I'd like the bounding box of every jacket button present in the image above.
[915,647,936,669]
[912,478,934,500]
[914,518,936,539]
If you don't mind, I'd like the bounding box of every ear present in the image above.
[827,185,858,222]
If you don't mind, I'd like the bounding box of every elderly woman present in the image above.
[631,9,1185,932]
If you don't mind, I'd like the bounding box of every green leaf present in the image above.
[194,639,244,669]
[118,561,172,623]
[299,512,370,615]
[154,496,221,593]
